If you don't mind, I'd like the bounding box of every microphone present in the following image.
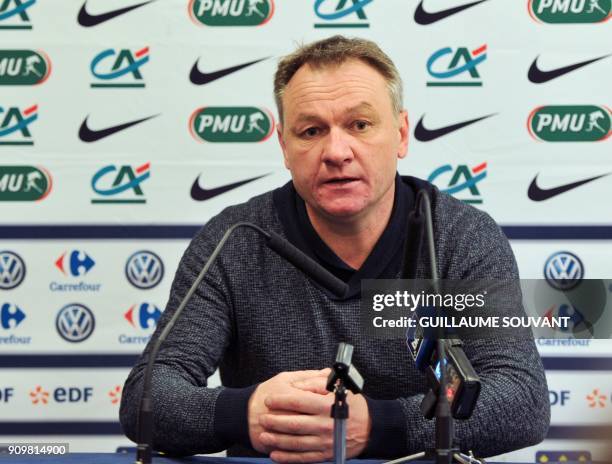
[135,222,349,464]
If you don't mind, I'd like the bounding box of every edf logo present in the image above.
[0,387,14,402]
[549,390,570,406]
[0,105,38,146]
[125,251,164,289]
[314,0,372,28]
[124,303,162,329]
[427,45,487,87]
[29,386,93,404]
[55,250,95,277]
[0,303,26,329]
[0,251,26,289]
[90,47,149,88]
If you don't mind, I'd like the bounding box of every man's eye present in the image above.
[352,120,370,131]
[302,127,319,138]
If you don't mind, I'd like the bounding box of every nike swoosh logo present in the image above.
[527,173,610,201]
[414,0,489,25]
[77,1,155,27]
[414,113,496,142]
[189,57,269,85]
[190,174,268,201]
[528,54,611,84]
[79,114,158,142]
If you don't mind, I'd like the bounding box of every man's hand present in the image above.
[256,371,371,463]
[248,370,332,455]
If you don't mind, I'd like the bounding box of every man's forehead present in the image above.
[291,102,377,123]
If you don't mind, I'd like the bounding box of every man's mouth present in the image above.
[323,177,360,185]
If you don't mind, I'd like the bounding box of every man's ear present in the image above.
[277,124,290,169]
[397,110,409,160]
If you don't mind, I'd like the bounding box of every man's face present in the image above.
[278,59,409,223]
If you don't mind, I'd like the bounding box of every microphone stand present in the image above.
[326,343,364,464]
[385,191,484,464]
[135,222,348,464]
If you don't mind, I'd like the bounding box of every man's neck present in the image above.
[305,184,396,270]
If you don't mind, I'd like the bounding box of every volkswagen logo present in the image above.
[125,251,164,289]
[0,251,26,290]
[544,251,584,291]
[56,303,95,343]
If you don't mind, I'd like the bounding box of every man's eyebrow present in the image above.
[291,102,378,126]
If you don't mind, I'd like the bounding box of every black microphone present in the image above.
[135,222,348,464]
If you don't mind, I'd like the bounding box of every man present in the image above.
[120,36,549,462]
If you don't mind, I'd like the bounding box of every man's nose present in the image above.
[321,127,355,166]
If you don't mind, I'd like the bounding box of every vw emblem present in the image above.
[125,251,164,289]
[0,251,26,290]
[544,251,584,291]
[56,304,95,343]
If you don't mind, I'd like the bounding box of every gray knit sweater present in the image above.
[120,180,550,459]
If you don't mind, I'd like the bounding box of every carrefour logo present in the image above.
[0,0,36,30]
[529,0,610,23]
[190,0,274,26]
[0,104,38,146]
[125,251,164,289]
[190,107,274,142]
[1,303,26,329]
[124,303,162,329]
[0,50,51,85]
[90,47,149,88]
[91,163,150,204]
[314,0,372,28]
[55,250,95,277]
[0,251,25,289]
[528,105,611,142]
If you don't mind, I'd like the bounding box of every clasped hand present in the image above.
[248,369,371,463]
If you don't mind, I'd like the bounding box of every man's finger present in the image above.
[270,449,332,463]
[260,431,330,452]
[292,376,329,395]
[285,369,329,382]
[265,391,331,415]
[260,413,333,435]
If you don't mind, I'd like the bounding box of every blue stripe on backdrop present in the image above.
[0,423,607,439]
[1,225,612,240]
[0,355,611,370]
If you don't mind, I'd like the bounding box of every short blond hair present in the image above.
[274,35,404,124]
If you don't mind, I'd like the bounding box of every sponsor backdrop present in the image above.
[0,0,610,461]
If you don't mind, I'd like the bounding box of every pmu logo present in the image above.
[529,0,610,23]
[190,107,274,143]
[91,162,150,204]
[189,0,274,26]
[427,45,487,87]
[1,303,26,329]
[125,251,164,289]
[90,47,149,88]
[0,251,25,289]
[536,451,591,463]
[0,166,52,202]
[314,0,372,28]
[55,303,95,343]
[0,104,38,145]
[544,304,585,332]
[0,50,51,85]
[528,106,611,142]
[55,250,95,277]
[544,251,584,290]
[428,162,487,204]
[124,303,162,328]
[0,0,36,30]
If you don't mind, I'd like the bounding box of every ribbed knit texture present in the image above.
[119,180,550,458]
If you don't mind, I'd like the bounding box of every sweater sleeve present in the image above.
[119,222,253,456]
[369,209,550,458]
